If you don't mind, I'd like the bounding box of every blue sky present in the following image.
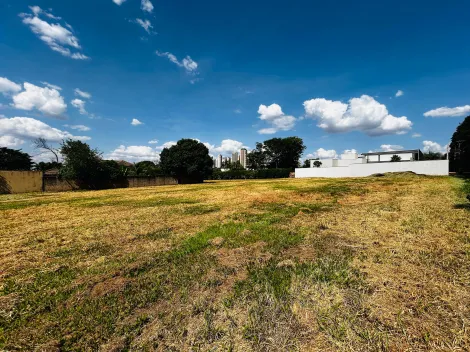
[1,0,469,162]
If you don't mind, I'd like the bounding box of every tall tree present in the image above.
[160,139,213,183]
[33,138,60,163]
[449,115,470,173]
[33,161,62,172]
[59,140,112,189]
[263,137,306,169]
[0,148,33,171]
[247,142,268,170]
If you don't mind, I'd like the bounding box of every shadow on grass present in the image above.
[454,203,470,211]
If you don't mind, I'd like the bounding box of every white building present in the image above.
[240,148,247,169]
[216,154,223,169]
[232,152,239,164]
[297,149,448,178]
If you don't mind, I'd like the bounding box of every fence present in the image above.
[0,172,178,194]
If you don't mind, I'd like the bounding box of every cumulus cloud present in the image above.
[0,117,90,144]
[412,133,422,138]
[131,118,143,126]
[0,135,25,148]
[12,82,67,117]
[135,18,154,34]
[303,95,412,136]
[423,140,448,154]
[307,148,338,159]
[112,0,126,5]
[380,144,404,152]
[156,51,199,74]
[71,99,87,115]
[141,0,154,13]
[28,5,61,20]
[203,139,248,155]
[148,139,159,144]
[107,145,158,162]
[20,6,89,60]
[75,88,91,99]
[155,141,177,151]
[0,77,22,95]
[41,81,61,90]
[64,124,90,131]
[423,105,470,118]
[257,104,296,134]
[395,90,404,97]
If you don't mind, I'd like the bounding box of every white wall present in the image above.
[295,160,449,178]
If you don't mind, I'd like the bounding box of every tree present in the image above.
[449,115,470,173]
[263,137,306,169]
[0,148,33,170]
[302,159,311,168]
[33,161,62,172]
[390,155,402,162]
[313,160,322,168]
[134,161,162,177]
[247,142,268,170]
[422,152,444,160]
[33,138,60,163]
[59,139,115,189]
[160,139,213,183]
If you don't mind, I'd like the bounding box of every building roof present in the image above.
[361,149,422,156]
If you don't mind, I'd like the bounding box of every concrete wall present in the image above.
[0,171,43,194]
[295,160,449,178]
[43,176,178,192]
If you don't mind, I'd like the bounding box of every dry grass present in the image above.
[1,175,469,351]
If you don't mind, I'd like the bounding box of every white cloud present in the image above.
[148,139,159,144]
[343,149,357,154]
[41,81,62,90]
[395,90,404,97]
[64,124,90,131]
[71,99,87,115]
[74,88,91,99]
[257,104,296,134]
[141,0,154,13]
[0,77,22,95]
[303,95,412,136]
[423,105,470,118]
[0,135,25,148]
[203,139,248,156]
[156,51,199,74]
[131,118,143,126]
[412,133,422,138]
[28,6,61,20]
[311,148,338,159]
[155,141,177,151]
[135,18,154,34]
[380,144,404,152]
[12,82,67,117]
[0,117,90,144]
[234,109,242,114]
[423,140,448,154]
[107,145,158,162]
[112,0,126,5]
[21,6,89,60]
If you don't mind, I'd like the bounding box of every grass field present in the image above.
[1,174,469,351]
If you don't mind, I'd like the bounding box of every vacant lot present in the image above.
[1,175,469,351]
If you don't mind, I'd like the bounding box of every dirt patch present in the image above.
[91,276,130,297]
[213,241,272,269]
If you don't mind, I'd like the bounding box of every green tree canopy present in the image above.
[0,148,33,171]
[247,142,268,170]
[449,115,470,173]
[134,161,162,177]
[33,161,62,172]
[160,139,213,183]
[390,155,402,162]
[263,137,306,169]
[59,140,120,189]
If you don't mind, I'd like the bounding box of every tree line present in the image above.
[1,116,469,187]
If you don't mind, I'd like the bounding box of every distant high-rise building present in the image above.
[240,148,247,168]
[232,152,239,164]
[216,154,223,168]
